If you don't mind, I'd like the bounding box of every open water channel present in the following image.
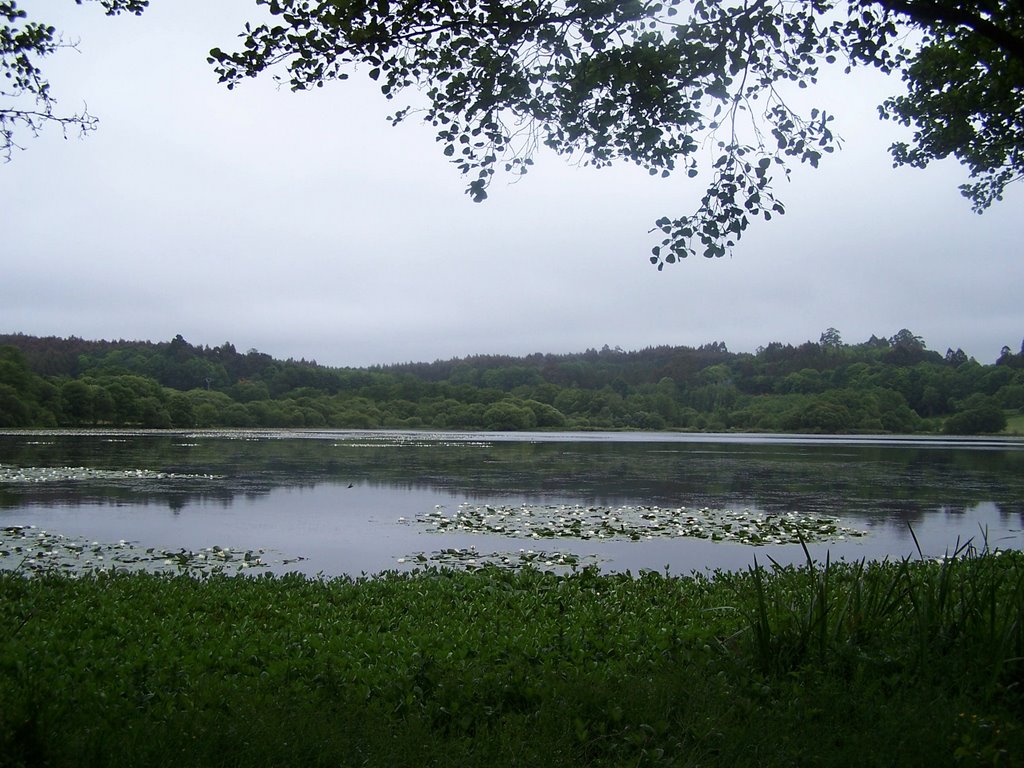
[1,429,1022,577]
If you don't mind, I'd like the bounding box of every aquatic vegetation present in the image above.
[399,546,601,570]
[402,502,866,573]
[0,464,219,484]
[0,524,303,576]
[413,502,866,546]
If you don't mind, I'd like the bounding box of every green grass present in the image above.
[2,550,1023,767]
[1003,411,1024,436]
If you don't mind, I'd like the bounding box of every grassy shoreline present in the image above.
[2,551,1022,767]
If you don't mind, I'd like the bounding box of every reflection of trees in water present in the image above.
[1,484,249,513]
[996,501,1024,517]
[1,434,1022,525]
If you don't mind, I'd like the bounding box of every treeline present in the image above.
[1,330,1022,434]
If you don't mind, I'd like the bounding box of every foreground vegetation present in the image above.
[2,547,1022,767]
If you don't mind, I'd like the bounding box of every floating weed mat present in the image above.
[413,503,866,545]
[0,525,305,576]
[0,464,220,483]
[398,547,602,571]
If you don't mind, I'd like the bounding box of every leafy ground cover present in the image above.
[2,547,1022,767]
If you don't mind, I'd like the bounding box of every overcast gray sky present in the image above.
[2,0,1021,367]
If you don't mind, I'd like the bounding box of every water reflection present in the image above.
[0,429,1022,576]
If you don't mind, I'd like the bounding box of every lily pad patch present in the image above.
[412,503,866,546]
[0,465,220,484]
[398,547,602,571]
[0,525,305,576]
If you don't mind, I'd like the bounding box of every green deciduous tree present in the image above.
[483,399,538,429]
[167,392,196,428]
[877,1,1024,211]
[944,397,1007,434]
[0,383,30,426]
[1,0,148,160]
[210,0,1023,263]
[58,379,92,424]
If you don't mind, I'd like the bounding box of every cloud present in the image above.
[2,0,1021,367]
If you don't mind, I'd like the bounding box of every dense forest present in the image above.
[1,330,1022,435]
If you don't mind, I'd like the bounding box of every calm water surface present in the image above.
[1,429,1022,576]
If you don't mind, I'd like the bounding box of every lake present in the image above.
[1,429,1022,577]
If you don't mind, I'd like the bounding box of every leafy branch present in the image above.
[0,0,149,161]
